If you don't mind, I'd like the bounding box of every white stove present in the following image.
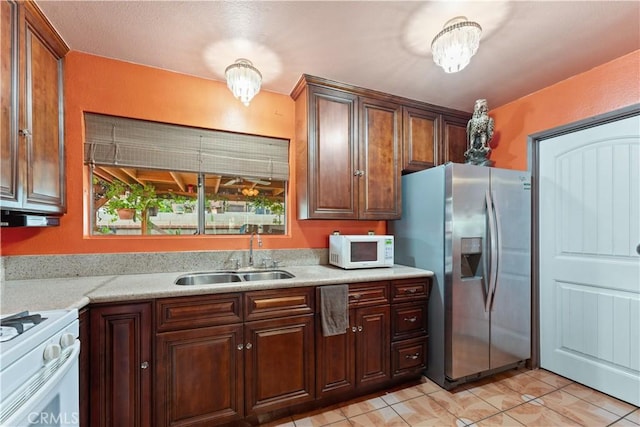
[0,309,80,426]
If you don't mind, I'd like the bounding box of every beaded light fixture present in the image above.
[225,58,262,106]
[431,16,482,73]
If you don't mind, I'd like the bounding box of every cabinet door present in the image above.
[19,2,66,213]
[1,0,18,205]
[306,86,358,219]
[156,324,244,427]
[244,315,315,415]
[315,309,356,398]
[440,114,469,165]
[359,97,401,220]
[355,305,390,387]
[402,107,439,173]
[90,303,152,427]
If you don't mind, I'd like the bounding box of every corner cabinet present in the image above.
[292,76,401,220]
[0,0,68,214]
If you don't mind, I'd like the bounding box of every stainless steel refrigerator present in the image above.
[389,163,531,389]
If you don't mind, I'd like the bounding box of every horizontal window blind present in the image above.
[84,113,289,181]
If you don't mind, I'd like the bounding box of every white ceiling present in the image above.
[36,1,639,112]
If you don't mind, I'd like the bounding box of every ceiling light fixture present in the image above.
[431,16,482,73]
[225,58,262,106]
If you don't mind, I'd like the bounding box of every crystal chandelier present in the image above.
[225,58,262,106]
[431,17,482,73]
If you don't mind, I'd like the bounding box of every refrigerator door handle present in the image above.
[485,190,499,312]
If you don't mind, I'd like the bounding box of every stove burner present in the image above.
[0,311,46,342]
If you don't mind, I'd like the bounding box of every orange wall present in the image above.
[3,51,638,255]
[1,52,384,255]
[489,50,640,170]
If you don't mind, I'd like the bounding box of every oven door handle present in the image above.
[0,340,81,426]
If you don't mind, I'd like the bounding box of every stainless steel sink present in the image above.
[175,271,242,286]
[175,270,294,285]
[241,270,295,281]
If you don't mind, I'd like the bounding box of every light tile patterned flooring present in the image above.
[264,368,639,426]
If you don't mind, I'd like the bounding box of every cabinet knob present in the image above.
[245,343,252,350]
[404,353,420,360]
[357,325,363,332]
[19,129,32,137]
[141,361,149,369]
[237,344,244,351]
[351,326,357,333]
[404,316,418,323]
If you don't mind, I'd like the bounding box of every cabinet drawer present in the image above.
[391,337,427,378]
[348,282,390,307]
[156,293,243,332]
[391,278,431,302]
[391,302,427,341]
[244,287,315,321]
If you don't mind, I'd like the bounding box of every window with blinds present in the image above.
[84,113,289,236]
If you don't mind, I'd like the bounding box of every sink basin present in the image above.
[241,270,295,281]
[175,272,242,286]
[175,270,294,285]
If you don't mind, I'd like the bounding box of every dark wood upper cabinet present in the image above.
[292,75,471,216]
[441,114,469,165]
[359,97,401,220]
[292,76,401,220]
[0,0,68,214]
[402,106,439,172]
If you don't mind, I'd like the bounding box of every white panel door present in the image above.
[539,114,640,406]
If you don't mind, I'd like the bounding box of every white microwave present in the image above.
[329,234,394,269]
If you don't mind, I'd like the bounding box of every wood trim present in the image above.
[291,74,471,119]
[21,0,68,57]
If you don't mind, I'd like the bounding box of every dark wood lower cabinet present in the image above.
[88,278,430,426]
[155,324,244,426]
[244,315,315,415]
[316,283,391,399]
[89,302,152,427]
[355,305,391,388]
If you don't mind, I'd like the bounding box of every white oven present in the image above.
[0,309,80,426]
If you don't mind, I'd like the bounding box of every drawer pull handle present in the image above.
[404,316,418,323]
[404,288,418,294]
[405,353,420,360]
[350,294,362,300]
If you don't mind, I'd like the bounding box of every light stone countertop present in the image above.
[1,264,433,314]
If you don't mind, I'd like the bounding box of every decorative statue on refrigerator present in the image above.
[465,99,495,166]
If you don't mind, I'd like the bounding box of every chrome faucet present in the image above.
[248,232,262,267]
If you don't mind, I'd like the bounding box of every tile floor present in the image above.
[264,368,639,426]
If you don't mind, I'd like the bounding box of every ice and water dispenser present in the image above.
[460,237,483,278]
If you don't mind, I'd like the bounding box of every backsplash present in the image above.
[1,249,328,281]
